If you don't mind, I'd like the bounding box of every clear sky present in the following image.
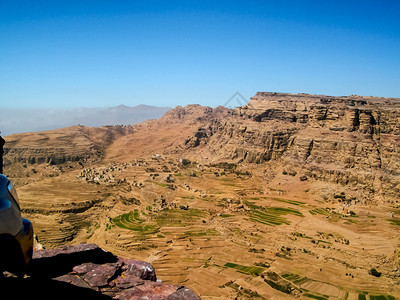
[0,0,399,109]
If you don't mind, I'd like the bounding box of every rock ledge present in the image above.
[2,243,200,300]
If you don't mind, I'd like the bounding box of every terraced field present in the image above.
[155,208,209,227]
[280,273,398,300]
[369,295,397,300]
[111,209,159,234]
[269,197,306,207]
[387,218,400,226]
[224,262,266,276]
[245,200,304,225]
[14,157,400,299]
[111,208,209,231]
[281,273,310,285]
[309,208,331,216]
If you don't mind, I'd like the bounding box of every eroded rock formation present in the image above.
[179,93,400,203]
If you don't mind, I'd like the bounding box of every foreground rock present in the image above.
[1,243,200,300]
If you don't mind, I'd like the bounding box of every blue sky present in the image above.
[0,0,399,108]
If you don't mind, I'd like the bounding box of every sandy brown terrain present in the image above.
[3,93,400,299]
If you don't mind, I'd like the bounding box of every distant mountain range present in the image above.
[0,104,171,136]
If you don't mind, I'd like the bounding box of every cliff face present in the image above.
[184,117,298,164]
[241,92,400,134]
[246,93,400,198]
[180,93,400,203]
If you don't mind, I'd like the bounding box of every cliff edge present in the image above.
[0,243,200,300]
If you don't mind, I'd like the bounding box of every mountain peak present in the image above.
[114,104,130,109]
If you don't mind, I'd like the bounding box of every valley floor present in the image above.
[13,156,400,299]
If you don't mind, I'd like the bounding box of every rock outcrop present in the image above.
[1,243,200,300]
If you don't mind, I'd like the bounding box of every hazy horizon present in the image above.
[0,103,171,136]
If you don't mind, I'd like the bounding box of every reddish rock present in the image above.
[80,262,121,288]
[54,274,92,289]
[119,282,180,300]
[167,287,202,300]
[33,243,100,259]
[27,244,200,299]
[118,257,157,281]
[114,274,146,290]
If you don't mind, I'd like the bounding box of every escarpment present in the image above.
[184,118,298,164]
[5,92,400,203]
[178,92,400,203]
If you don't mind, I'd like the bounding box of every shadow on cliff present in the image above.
[0,246,116,299]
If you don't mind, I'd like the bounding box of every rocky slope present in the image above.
[2,243,199,300]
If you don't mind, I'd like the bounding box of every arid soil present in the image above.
[3,93,400,299]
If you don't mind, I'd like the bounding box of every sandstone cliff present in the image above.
[177,93,400,204]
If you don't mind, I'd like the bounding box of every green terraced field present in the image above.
[269,197,306,207]
[369,295,396,300]
[304,293,329,300]
[181,229,220,237]
[112,208,209,232]
[155,208,209,227]
[309,208,330,216]
[281,273,309,285]
[388,218,400,226]
[224,262,265,275]
[111,209,159,234]
[281,274,397,300]
[247,203,304,226]
[219,214,233,218]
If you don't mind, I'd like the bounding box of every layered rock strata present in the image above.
[180,92,400,203]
